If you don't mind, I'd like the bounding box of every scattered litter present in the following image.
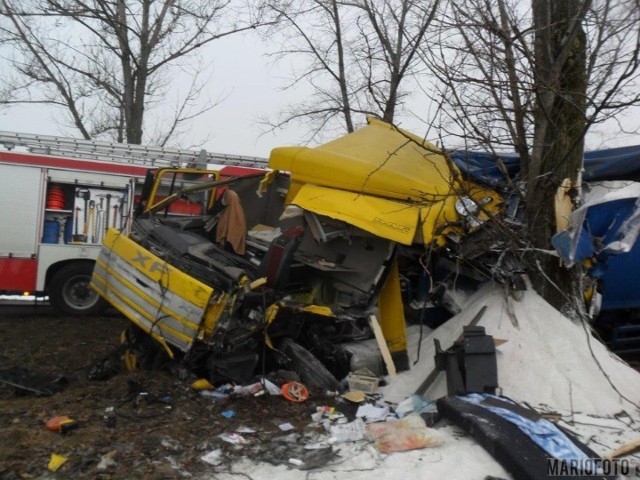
[318,405,335,415]
[312,405,345,424]
[328,418,366,444]
[235,426,257,434]
[346,368,380,394]
[272,432,300,444]
[165,455,189,475]
[199,390,228,400]
[366,413,444,453]
[290,446,337,469]
[395,394,434,416]
[221,409,236,419]
[200,448,223,466]
[278,422,295,432]
[47,453,67,472]
[334,399,359,421]
[420,411,441,427]
[96,451,118,472]
[161,437,183,452]
[218,433,248,445]
[262,378,282,395]
[257,439,337,470]
[104,406,116,428]
[281,381,309,402]
[304,441,331,450]
[191,378,214,390]
[342,391,366,403]
[45,415,77,433]
[356,403,389,423]
[233,382,264,396]
[215,384,234,394]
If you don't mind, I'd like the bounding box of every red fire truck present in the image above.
[0,131,266,314]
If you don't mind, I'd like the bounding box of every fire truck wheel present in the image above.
[49,263,105,315]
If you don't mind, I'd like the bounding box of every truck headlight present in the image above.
[455,196,493,229]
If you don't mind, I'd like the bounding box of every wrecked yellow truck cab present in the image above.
[272,118,499,247]
[90,118,501,393]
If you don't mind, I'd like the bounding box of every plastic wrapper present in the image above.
[365,414,444,453]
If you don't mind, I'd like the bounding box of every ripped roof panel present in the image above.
[289,183,421,245]
[269,117,459,203]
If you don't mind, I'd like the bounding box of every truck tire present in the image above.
[49,262,105,315]
[278,337,342,395]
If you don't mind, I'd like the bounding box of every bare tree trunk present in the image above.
[419,0,640,310]
[528,0,587,309]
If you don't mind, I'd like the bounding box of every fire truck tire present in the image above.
[49,263,105,315]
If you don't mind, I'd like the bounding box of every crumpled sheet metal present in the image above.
[552,181,640,267]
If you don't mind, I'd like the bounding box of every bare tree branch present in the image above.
[259,0,440,141]
[0,0,273,144]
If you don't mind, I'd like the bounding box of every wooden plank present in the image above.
[369,314,397,377]
[606,438,640,459]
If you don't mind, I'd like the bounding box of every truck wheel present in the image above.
[278,338,342,395]
[49,263,105,315]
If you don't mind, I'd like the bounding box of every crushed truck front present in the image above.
[90,118,501,388]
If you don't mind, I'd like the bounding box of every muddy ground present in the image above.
[0,305,329,479]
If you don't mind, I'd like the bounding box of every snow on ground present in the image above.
[561,412,640,458]
[205,425,511,480]
[205,282,640,479]
[381,282,640,417]
[379,281,640,464]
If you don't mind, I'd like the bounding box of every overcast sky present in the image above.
[0,32,301,158]
[0,29,638,159]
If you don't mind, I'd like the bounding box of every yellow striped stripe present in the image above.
[103,229,212,308]
[92,267,197,347]
[93,258,202,333]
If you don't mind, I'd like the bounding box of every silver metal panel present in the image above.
[47,169,131,188]
[0,164,43,257]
